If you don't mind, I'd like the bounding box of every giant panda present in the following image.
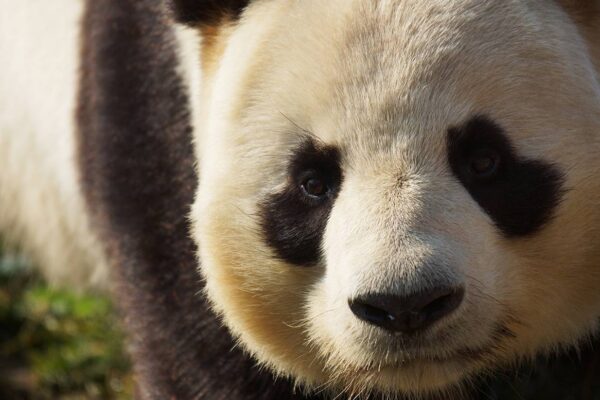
[1,0,600,399]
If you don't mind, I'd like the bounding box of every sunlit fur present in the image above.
[193,0,600,397]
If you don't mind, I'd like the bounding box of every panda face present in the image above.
[193,0,600,397]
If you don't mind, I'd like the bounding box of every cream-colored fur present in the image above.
[194,0,600,397]
[0,0,108,287]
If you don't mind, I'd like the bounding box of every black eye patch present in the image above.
[260,140,343,266]
[447,116,565,237]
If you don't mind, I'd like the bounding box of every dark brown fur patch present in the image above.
[76,1,322,399]
[559,0,600,21]
[169,0,250,26]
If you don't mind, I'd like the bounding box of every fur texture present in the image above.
[194,0,600,397]
[0,0,321,398]
[2,0,600,399]
[76,1,322,399]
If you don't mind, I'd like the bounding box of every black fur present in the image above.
[261,139,343,266]
[170,0,250,25]
[447,116,565,237]
[76,1,322,399]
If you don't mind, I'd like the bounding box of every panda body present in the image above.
[1,0,600,399]
[0,0,107,286]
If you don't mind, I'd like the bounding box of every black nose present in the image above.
[349,287,465,334]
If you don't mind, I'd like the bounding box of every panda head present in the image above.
[186,0,600,397]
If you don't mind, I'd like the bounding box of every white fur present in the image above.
[174,24,204,164]
[0,0,108,287]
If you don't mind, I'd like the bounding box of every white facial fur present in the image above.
[193,0,600,397]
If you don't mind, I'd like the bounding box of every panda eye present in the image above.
[468,149,500,179]
[300,173,330,199]
[261,140,343,266]
[448,115,564,238]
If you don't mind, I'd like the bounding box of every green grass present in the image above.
[0,251,132,400]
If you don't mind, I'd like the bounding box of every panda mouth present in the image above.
[364,346,485,371]
[364,321,516,370]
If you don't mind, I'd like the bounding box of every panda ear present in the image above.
[557,0,600,56]
[169,0,251,26]
[558,0,600,20]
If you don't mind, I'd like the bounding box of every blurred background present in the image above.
[0,245,132,400]
[0,243,598,399]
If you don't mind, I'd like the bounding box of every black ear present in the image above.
[557,0,600,60]
[170,0,251,25]
[558,0,600,20]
